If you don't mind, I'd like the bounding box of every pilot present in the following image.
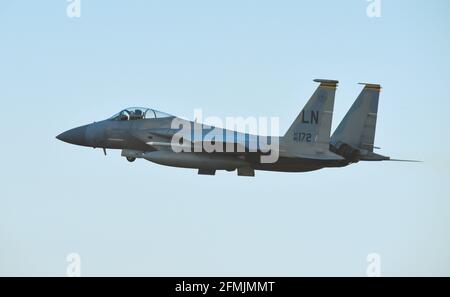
[134,109,143,118]
[120,111,129,121]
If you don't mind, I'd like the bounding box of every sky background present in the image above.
[0,0,449,276]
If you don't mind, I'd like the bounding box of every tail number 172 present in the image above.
[293,132,312,143]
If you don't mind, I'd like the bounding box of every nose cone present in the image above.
[56,125,89,146]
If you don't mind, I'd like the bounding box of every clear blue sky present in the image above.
[0,0,449,276]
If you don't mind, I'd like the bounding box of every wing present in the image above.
[129,121,278,156]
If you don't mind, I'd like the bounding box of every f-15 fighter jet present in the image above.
[57,79,410,176]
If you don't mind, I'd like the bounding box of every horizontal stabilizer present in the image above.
[360,152,421,162]
[388,159,422,163]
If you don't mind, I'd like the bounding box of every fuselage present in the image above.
[57,116,350,173]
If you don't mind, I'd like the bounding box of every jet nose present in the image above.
[56,125,89,146]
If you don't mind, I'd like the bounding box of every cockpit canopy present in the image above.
[109,107,173,121]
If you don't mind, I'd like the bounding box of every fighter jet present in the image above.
[56,79,408,176]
